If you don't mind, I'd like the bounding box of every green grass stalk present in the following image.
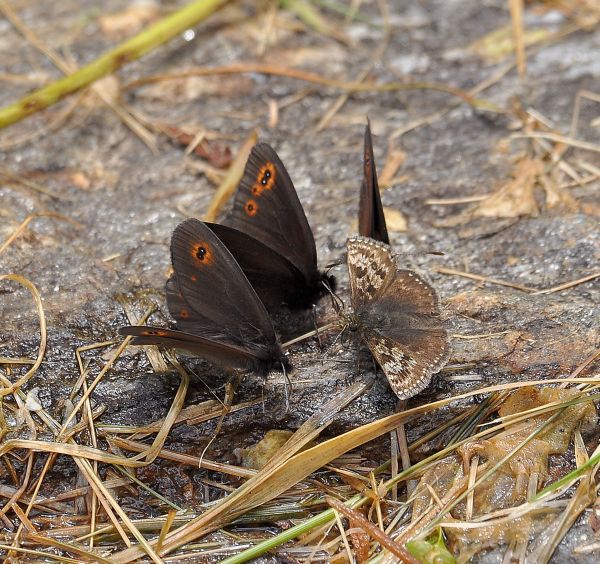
[0,0,229,128]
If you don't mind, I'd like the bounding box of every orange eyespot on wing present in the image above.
[251,162,276,195]
[245,199,259,216]
[145,329,167,337]
[191,241,213,266]
[179,309,190,319]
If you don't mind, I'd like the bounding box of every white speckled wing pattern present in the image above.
[346,236,448,400]
[346,237,395,308]
[363,329,447,399]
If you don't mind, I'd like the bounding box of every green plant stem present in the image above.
[221,496,366,564]
[0,0,229,129]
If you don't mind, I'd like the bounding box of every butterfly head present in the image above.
[255,345,292,377]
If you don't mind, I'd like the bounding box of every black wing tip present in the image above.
[118,325,137,336]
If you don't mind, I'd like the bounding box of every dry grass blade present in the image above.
[98,398,259,434]
[0,0,156,152]
[0,274,46,397]
[532,271,600,295]
[0,165,62,199]
[512,131,600,153]
[112,379,374,561]
[226,380,600,562]
[127,352,189,464]
[434,266,535,292]
[0,544,82,563]
[0,439,157,468]
[22,534,114,564]
[532,441,599,561]
[108,437,256,479]
[124,64,500,111]
[72,456,163,563]
[204,130,258,221]
[509,0,526,77]
[58,308,152,436]
[436,266,600,295]
[0,0,231,128]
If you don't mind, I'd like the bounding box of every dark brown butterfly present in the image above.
[119,219,289,376]
[358,121,389,244]
[207,143,334,312]
[344,236,447,399]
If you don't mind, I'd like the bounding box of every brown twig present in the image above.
[123,63,498,111]
[326,496,419,563]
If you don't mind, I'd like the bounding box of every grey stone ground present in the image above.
[1,0,599,560]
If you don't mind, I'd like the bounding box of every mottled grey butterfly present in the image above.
[344,236,448,399]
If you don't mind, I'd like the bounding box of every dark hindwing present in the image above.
[224,143,319,287]
[119,326,268,371]
[206,222,308,311]
[358,122,389,244]
[362,325,447,400]
[169,219,277,348]
[119,219,285,374]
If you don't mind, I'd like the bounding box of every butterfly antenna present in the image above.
[322,279,344,314]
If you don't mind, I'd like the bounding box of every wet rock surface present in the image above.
[1,0,599,559]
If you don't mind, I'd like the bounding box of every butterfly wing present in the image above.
[346,236,448,399]
[362,324,447,399]
[346,236,397,310]
[169,218,279,349]
[224,143,320,288]
[358,121,389,244]
[206,222,308,311]
[119,326,268,371]
[120,219,286,373]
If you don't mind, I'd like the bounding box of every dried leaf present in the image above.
[473,156,542,219]
[237,430,294,470]
[160,124,232,169]
[383,207,408,232]
[379,147,406,189]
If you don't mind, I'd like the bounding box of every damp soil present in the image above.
[1,0,599,560]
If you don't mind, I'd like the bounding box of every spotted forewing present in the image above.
[207,143,333,310]
[120,219,286,374]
